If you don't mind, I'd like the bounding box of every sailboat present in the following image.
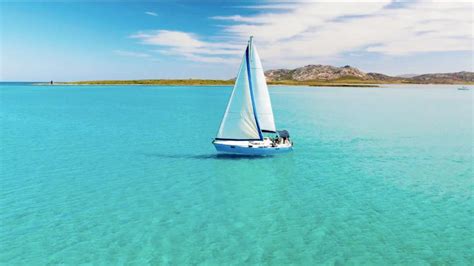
[212,37,293,155]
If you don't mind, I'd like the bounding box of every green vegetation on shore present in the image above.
[57,77,473,87]
[268,78,381,87]
[60,79,234,86]
[59,79,379,87]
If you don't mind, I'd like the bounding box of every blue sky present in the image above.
[1,1,472,81]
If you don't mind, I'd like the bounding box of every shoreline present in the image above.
[31,79,473,87]
[44,83,380,88]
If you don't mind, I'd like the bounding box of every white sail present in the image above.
[216,48,261,140]
[248,43,276,132]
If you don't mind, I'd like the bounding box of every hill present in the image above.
[265,65,473,84]
[59,66,473,86]
[409,71,473,84]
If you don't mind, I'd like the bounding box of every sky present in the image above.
[0,0,473,81]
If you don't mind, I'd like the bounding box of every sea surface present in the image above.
[0,83,472,264]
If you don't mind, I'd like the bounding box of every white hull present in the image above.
[213,139,293,155]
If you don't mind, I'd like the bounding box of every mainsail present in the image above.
[248,43,276,133]
[216,37,275,140]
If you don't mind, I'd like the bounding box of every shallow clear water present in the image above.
[1,84,472,264]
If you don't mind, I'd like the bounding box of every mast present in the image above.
[246,36,264,140]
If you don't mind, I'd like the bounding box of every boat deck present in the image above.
[213,138,293,155]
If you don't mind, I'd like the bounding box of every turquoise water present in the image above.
[1,84,472,264]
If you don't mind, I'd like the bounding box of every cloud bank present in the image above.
[132,1,473,67]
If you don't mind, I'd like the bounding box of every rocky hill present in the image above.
[265,65,366,81]
[264,64,473,84]
[366,72,402,82]
[409,71,473,84]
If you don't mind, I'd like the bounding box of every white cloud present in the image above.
[132,30,204,47]
[130,30,241,64]
[209,15,252,22]
[234,4,297,10]
[218,1,473,67]
[114,50,150,58]
[131,1,473,68]
[145,11,157,17]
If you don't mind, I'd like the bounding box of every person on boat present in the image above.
[277,130,290,144]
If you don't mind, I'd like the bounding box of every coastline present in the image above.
[30,79,474,88]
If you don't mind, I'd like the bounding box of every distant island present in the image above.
[59,79,234,86]
[265,65,473,85]
[57,64,473,87]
